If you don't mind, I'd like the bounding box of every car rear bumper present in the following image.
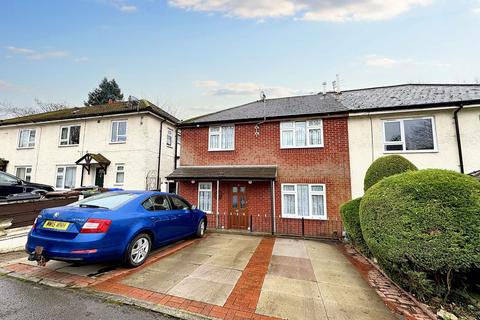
[25,230,125,263]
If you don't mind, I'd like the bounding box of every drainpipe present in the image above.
[156,120,165,190]
[453,106,464,174]
[174,128,179,170]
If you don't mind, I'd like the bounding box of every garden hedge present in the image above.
[363,155,417,191]
[340,198,369,254]
[359,169,480,299]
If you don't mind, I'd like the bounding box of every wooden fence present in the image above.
[0,197,78,229]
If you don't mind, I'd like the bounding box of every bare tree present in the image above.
[0,99,70,118]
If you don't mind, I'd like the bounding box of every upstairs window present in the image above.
[281,119,323,148]
[166,128,173,147]
[383,117,436,152]
[60,125,80,146]
[282,184,326,219]
[209,125,234,151]
[15,166,32,182]
[18,129,36,148]
[111,120,127,143]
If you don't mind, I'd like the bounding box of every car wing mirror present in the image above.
[191,205,196,210]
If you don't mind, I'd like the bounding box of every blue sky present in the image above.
[1,0,479,119]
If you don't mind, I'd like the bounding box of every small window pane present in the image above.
[385,144,404,151]
[240,187,246,193]
[297,185,309,216]
[283,185,295,192]
[240,195,246,208]
[232,186,238,193]
[232,195,238,208]
[70,126,80,144]
[308,119,321,126]
[404,119,434,150]
[283,194,295,215]
[312,195,324,216]
[384,122,401,142]
[295,122,306,146]
[221,126,234,149]
[64,167,76,189]
[209,134,219,149]
[311,185,323,192]
[281,121,294,129]
[199,183,211,190]
[118,121,127,135]
[61,127,68,140]
[282,130,294,147]
[309,129,322,145]
[116,172,124,184]
[29,130,36,147]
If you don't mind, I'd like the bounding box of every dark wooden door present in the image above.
[229,183,248,229]
[95,167,105,188]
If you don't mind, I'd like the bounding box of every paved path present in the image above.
[0,276,173,320]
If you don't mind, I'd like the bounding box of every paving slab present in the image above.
[322,299,398,320]
[318,283,389,311]
[140,257,200,275]
[256,290,328,320]
[204,253,251,270]
[167,276,234,306]
[268,255,316,281]
[272,238,309,258]
[121,269,188,293]
[188,264,242,285]
[166,251,212,264]
[262,274,321,299]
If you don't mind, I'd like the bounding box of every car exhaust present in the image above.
[28,246,48,266]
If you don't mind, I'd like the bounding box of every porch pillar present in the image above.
[216,180,220,229]
[270,180,276,235]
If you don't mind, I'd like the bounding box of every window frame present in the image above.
[166,128,173,148]
[114,163,125,185]
[55,165,77,190]
[15,166,32,182]
[17,128,36,149]
[197,182,213,213]
[281,183,327,220]
[59,125,81,146]
[382,116,437,154]
[208,125,235,151]
[110,120,127,144]
[280,119,324,149]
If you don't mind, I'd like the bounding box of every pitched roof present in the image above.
[167,165,277,180]
[184,84,480,125]
[0,99,179,126]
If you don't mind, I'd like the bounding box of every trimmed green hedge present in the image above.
[363,155,417,191]
[360,169,480,300]
[340,198,369,254]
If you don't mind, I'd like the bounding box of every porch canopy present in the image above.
[75,153,111,174]
[167,165,277,181]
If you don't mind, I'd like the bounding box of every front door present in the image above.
[229,183,248,229]
[95,167,105,188]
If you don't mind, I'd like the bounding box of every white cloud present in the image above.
[168,0,432,21]
[27,51,69,60]
[365,54,450,68]
[74,57,89,63]
[103,0,138,12]
[119,4,138,12]
[7,46,35,54]
[0,80,29,93]
[196,81,309,98]
[193,80,220,88]
[365,54,403,67]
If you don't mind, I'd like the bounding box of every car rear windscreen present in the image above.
[70,192,140,210]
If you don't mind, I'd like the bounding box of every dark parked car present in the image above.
[0,171,55,200]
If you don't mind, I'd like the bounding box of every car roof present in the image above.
[113,190,176,196]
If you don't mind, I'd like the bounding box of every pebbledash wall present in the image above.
[178,117,351,237]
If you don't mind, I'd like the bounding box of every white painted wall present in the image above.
[0,112,178,191]
[348,106,480,198]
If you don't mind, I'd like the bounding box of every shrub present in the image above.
[340,198,369,254]
[360,169,480,300]
[363,155,417,191]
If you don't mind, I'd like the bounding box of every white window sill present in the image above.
[17,147,35,150]
[58,144,79,148]
[383,149,438,154]
[280,145,324,149]
[281,215,328,220]
[110,141,127,145]
[113,184,124,187]
[208,149,235,152]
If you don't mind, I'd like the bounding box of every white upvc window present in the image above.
[281,184,327,219]
[18,129,36,148]
[166,128,173,147]
[15,166,32,182]
[55,166,76,189]
[115,164,125,185]
[383,117,437,153]
[60,125,81,146]
[208,125,235,151]
[198,182,212,213]
[280,119,323,148]
[111,120,127,143]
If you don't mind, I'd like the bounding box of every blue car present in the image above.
[26,191,207,267]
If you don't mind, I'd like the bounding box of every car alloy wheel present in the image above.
[131,237,149,264]
[199,220,205,236]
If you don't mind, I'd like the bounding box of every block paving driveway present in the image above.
[1,233,400,320]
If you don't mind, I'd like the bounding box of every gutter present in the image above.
[156,120,165,190]
[453,105,464,173]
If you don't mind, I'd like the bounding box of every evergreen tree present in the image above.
[85,78,124,106]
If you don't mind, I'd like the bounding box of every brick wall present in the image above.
[178,117,351,237]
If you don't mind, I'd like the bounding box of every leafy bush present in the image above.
[363,155,417,191]
[359,169,480,300]
[340,198,369,254]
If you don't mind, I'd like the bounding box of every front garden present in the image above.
[341,155,480,320]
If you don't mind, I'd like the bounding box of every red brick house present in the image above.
[167,94,350,237]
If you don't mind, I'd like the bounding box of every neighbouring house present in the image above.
[167,84,480,237]
[0,99,179,191]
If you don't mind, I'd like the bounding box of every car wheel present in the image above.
[196,219,206,238]
[124,233,151,268]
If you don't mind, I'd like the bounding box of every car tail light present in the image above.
[80,219,112,233]
[71,249,98,254]
[32,218,38,230]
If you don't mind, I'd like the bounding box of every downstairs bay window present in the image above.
[281,184,326,219]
